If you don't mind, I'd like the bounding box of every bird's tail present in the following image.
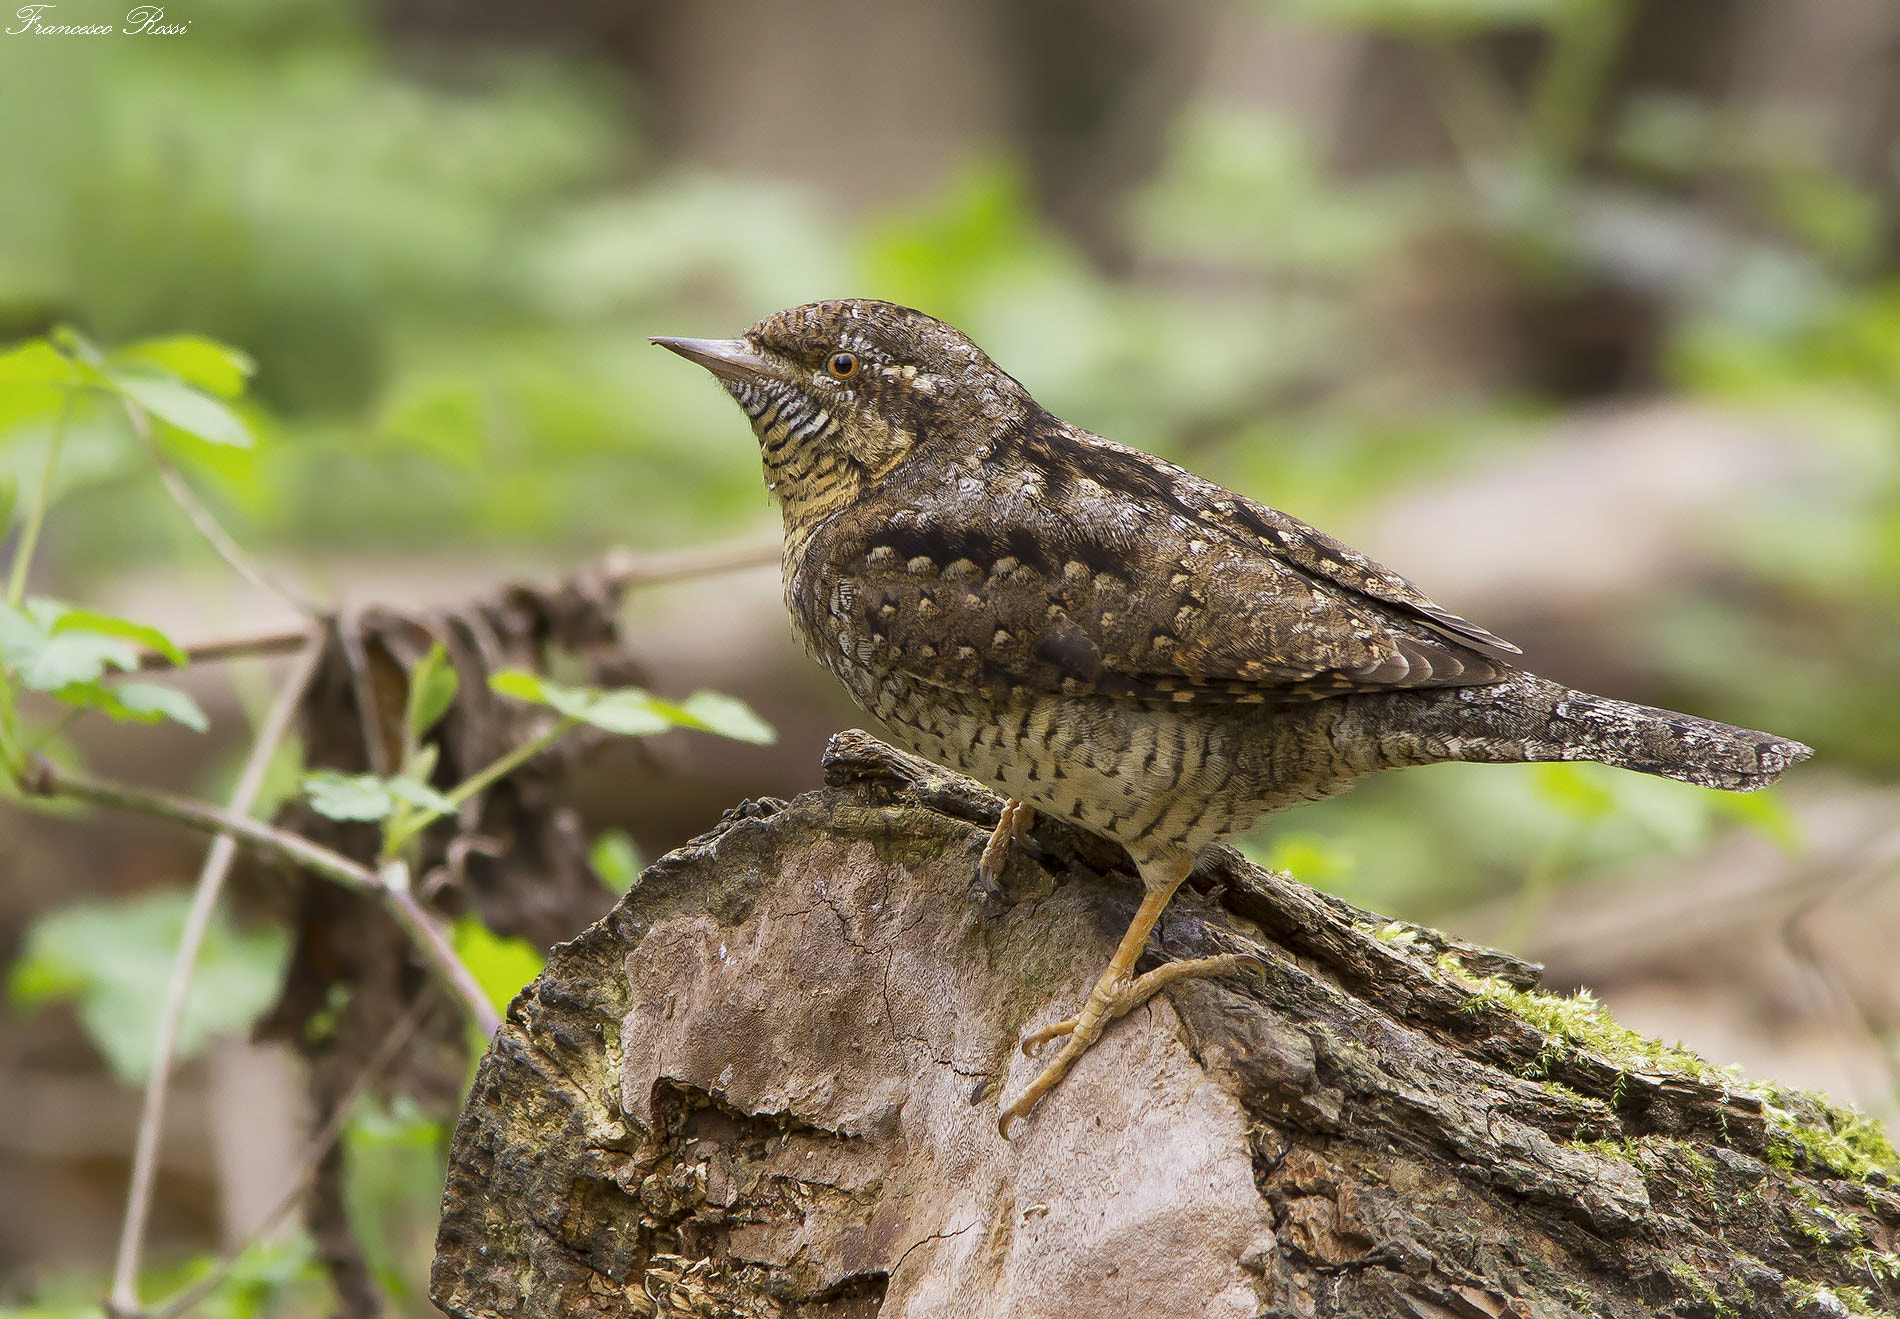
[1342,672,1811,792]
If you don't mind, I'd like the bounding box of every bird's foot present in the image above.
[973,798,1035,897]
[998,951,1254,1137]
[1018,952,1254,1055]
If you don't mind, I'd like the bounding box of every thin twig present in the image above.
[139,997,432,1319]
[26,757,376,893]
[599,535,781,590]
[380,867,500,1036]
[136,627,312,672]
[122,397,324,617]
[17,758,501,1035]
[336,605,391,778]
[108,630,326,1317]
[447,714,578,808]
[8,391,74,608]
[130,537,783,674]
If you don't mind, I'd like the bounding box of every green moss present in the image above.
[1560,1282,1602,1314]
[1787,1280,1888,1318]
[1442,959,1900,1185]
[1757,1085,1900,1184]
[1370,920,1420,946]
[1663,1256,1733,1316]
[1574,1136,1639,1165]
[1446,960,1734,1086]
[1848,1248,1900,1289]
[1567,1134,1723,1210]
[1787,1185,1861,1247]
[1675,1139,1718,1185]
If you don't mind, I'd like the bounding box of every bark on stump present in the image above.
[431,731,1900,1319]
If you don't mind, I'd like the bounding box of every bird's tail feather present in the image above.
[1351,673,1812,792]
[1535,687,1810,791]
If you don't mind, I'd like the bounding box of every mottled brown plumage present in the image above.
[655,299,1812,1133]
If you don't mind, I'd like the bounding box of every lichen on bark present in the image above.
[431,731,1900,1319]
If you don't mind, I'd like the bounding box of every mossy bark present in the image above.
[431,731,1900,1319]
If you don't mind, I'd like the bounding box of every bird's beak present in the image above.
[650,336,774,384]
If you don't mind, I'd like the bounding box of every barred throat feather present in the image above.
[730,378,862,532]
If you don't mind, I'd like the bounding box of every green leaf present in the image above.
[589,828,643,894]
[490,670,775,744]
[0,339,82,388]
[404,643,459,742]
[49,325,104,368]
[1530,763,1618,821]
[111,336,256,398]
[111,682,209,732]
[1715,790,1804,855]
[24,632,139,689]
[1258,832,1355,887]
[450,918,545,1017]
[488,669,595,720]
[576,689,671,737]
[303,770,395,822]
[7,891,290,1083]
[0,600,37,653]
[54,679,209,732]
[51,607,186,667]
[669,690,777,745]
[488,669,549,704]
[387,776,458,818]
[106,367,254,448]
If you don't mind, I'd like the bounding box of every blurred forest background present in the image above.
[3,0,1899,1313]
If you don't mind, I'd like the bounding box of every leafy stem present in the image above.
[449,713,582,811]
[120,395,323,617]
[8,388,74,609]
[16,754,501,1038]
[378,714,581,859]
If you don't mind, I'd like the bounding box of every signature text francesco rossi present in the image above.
[6,5,188,34]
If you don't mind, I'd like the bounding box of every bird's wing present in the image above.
[806,440,1516,706]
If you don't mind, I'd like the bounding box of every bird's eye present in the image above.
[826,351,859,379]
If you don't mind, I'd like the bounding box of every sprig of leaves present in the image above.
[0,327,257,450]
[488,670,776,744]
[299,656,775,861]
[0,326,256,774]
[300,643,465,853]
[0,598,206,743]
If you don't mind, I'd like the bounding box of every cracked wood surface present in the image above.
[431,731,1899,1319]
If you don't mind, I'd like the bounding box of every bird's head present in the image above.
[653,299,1032,510]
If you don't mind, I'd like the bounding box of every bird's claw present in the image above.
[1020,1016,1080,1057]
[971,799,1035,907]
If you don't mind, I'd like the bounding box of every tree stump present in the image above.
[431,731,1900,1319]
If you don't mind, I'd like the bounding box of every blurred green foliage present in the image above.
[1,1235,328,1319]
[7,889,288,1083]
[449,918,545,1020]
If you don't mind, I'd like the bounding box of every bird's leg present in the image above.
[999,851,1246,1136]
[975,798,1035,892]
